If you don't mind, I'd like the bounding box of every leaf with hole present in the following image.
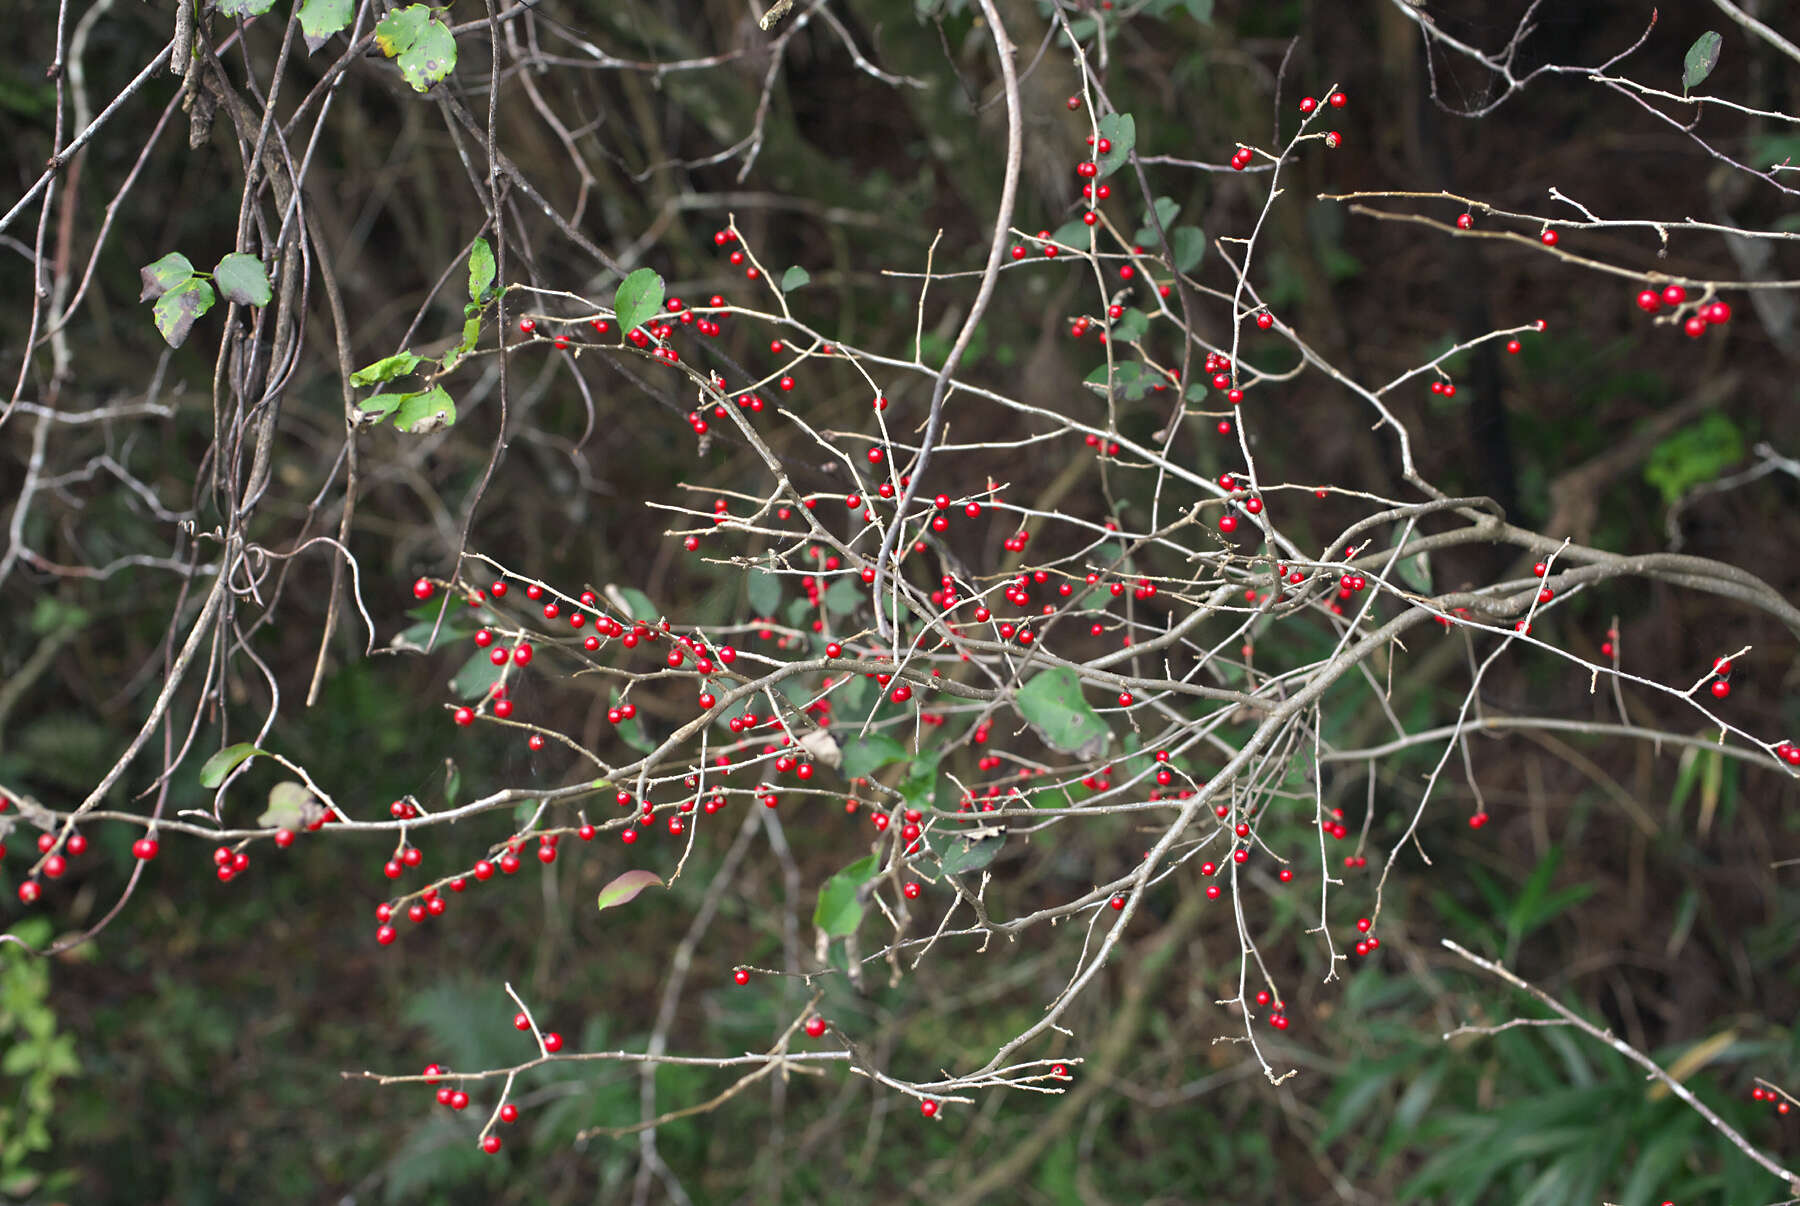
[152,278,215,348]
[1016,667,1110,757]
[374,5,457,93]
[842,734,907,781]
[813,854,878,938]
[355,394,404,425]
[213,253,271,307]
[780,265,810,292]
[350,353,422,388]
[1097,113,1135,178]
[139,252,194,301]
[260,781,312,830]
[199,743,267,788]
[297,0,353,52]
[1683,31,1722,95]
[392,386,456,434]
[468,237,495,303]
[612,268,664,336]
[597,870,665,912]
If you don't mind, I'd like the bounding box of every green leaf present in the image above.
[1097,113,1136,178]
[354,394,403,424]
[468,237,495,302]
[780,265,811,292]
[444,763,461,806]
[1110,309,1148,344]
[297,0,353,51]
[213,253,271,307]
[392,385,456,434]
[450,650,504,701]
[260,781,312,830]
[138,252,194,301]
[349,352,422,388]
[842,734,907,781]
[1181,0,1213,21]
[216,0,279,16]
[460,315,481,351]
[152,278,215,348]
[1050,218,1093,252]
[1083,360,1152,401]
[1644,411,1744,505]
[813,854,878,938]
[823,577,862,616]
[747,567,782,617]
[899,751,942,812]
[615,587,658,621]
[597,870,664,912]
[1172,226,1206,273]
[1683,30,1722,95]
[1133,196,1181,245]
[934,829,1005,876]
[1016,667,1110,757]
[612,268,665,336]
[611,691,654,753]
[199,743,266,788]
[373,5,457,92]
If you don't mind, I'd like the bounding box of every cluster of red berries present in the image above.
[1708,656,1735,700]
[1750,1084,1792,1116]
[1635,284,1731,337]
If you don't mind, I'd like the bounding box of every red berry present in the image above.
[1540,229,1559,246]
[920,1100,939,1118]
[499,1104,519,1123]
[543,1032,563,1052]
[804,1016,827,1038]
[132,837,160,861]
[481,1135,502,1154]
[412,577,434,600]
[1711,679,1731,699]
[734,968,751,985]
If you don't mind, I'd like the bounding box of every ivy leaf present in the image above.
[468,237,495,303]
[612,268,664,336]
[392,385,456,434]
[199,743,267,788]
[260,781,313,830]
[349,352,422,388]
[1016,667,1110,758]
[373,4,457,93]
[1683,31,1722,95]
[297,0,353,52]
[747,566,782,616]
[813,855,878,938]
[214,253,272,307]
[1097,112,1136,178]
[138,252,194,301]
[1172,226,1206,273]
[152,278,215,348]
[841,734,908,781]
[597,870,665,912]
[780,265,811,292]
[216,0,279,16]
